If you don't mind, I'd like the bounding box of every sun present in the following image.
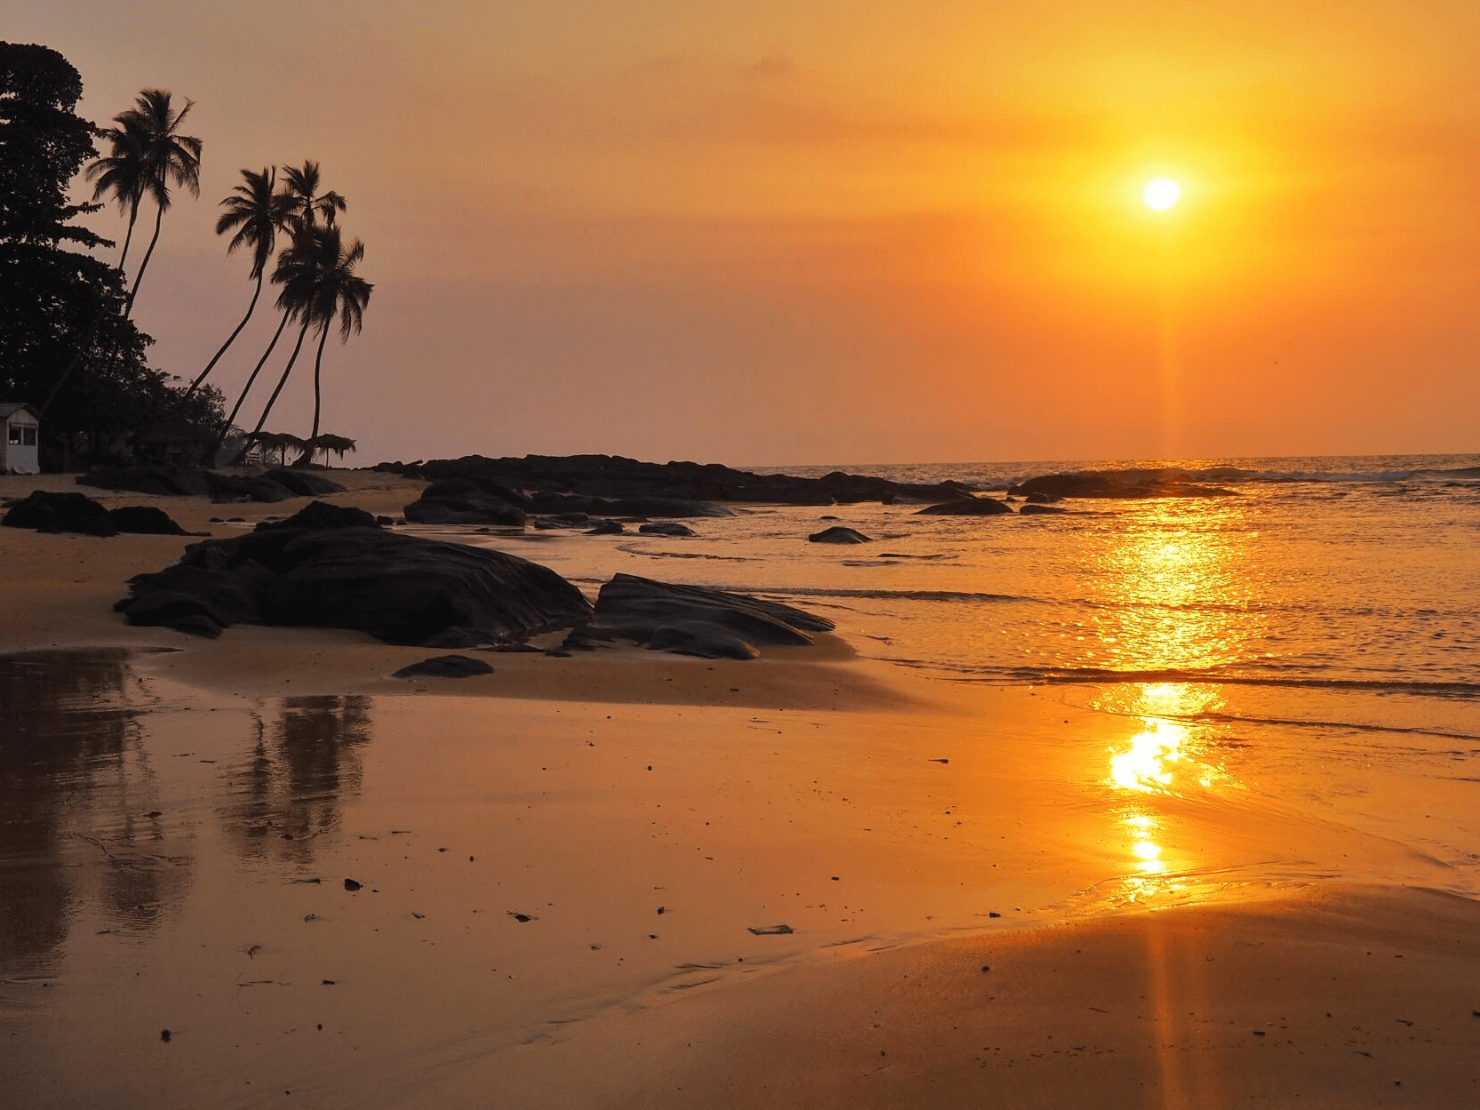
[1142,177,1181,211]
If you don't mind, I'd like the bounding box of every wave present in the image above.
[912,662,1480,701]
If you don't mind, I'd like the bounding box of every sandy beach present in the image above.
[2,469,1477,1109]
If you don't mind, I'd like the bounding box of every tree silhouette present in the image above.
[245,223,370,452]
[278,160,346,230]
[186,166,290,396]
[88,89,202,319]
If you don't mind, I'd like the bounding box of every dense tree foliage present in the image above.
[0,43,221,465]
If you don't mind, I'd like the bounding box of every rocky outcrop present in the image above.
[1007,469,1236,500]
[916,497,1014,516]
[1017,503,1068,516]
[402,479,526,526]
[77,465,345,503]
[116,527,592,643]
[255,500,379,532]
[376,454,982,507]
[808,526,872,544]
[2,491,194,536]
[3,490,118,535]
[638,522,695,537]
[561,574,834,660]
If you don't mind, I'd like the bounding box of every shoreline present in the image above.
[3,468,1478,1107]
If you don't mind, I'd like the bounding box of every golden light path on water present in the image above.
[1093,499,1259,900]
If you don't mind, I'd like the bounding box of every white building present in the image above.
[0,403,41,474]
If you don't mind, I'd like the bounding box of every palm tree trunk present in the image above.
[212,310,292,459]
[118,198,141,273]
[249,318,312,436]
[292,326,334,467]
[187,273,263,396]
[124,201,165,319]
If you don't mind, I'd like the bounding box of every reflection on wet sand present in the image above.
[0,650,191,975]
[222,695,372,866]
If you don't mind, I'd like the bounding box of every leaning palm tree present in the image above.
[186,167,291,396]
[107,89,203,318]
[245,224,371,452]
[85,112,151,271]
[278,160,346,231]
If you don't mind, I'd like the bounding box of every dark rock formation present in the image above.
[402,479,527,526]
[107,505,192,535]
[377,453,982,507]
[1007,469,1237,500]
[2,490,117,536]
[1024,491,1061,505]
[584,519,625,535]
[638,522,695,537]
[1017,503,1068,516]
[392,654,495,679]
[116,528,592,644]
[808,526,872,544]
[562,573,834,660]
[916,497,1014,516]
[76,466,343,503]
[533,512,590,530]
[261,469,346,498]
[255,500,380,532]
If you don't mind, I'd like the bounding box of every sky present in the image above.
[7,1,1478,466]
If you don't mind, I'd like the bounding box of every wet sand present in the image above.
[2,470,1478,1108]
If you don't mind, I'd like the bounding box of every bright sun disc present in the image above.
[1143,178,1181,211]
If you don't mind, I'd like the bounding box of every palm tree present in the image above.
[278,160,346,230]
[246,224,371,453]
[99,89,203,318]
[186,167,290,396]
[85,112,151,271]
[213,163,350,463]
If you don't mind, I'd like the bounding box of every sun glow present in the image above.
[1143,177,1182,211]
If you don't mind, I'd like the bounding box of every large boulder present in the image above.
[916,497,1014,516]
[562,574,833,660]
[403,479,527,526]
[107,505,193,535]
[254,500,379,532]
[78,465,213,498]
[2,490,118,536]
[116,527,592,644]
[261,468,346,497]
[638,521,695,537]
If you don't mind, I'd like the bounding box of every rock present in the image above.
[117,527,593,644]
[2,490,118,536]
[107,505,192,535]
[378,453,983,508]
[205,472,296,504]
[392,654,494,679]
[534,512,590,530]
[254,500,380,532]
[808,526,872,544]
[1018,503,1068,515]
[915,497,1014,516]
[262,468,345,497]
[584,519,625,535]
[638,522,695,537]
[1007,469,1237,500]
[77,465,211,498]
[403,479,527,526]
[562,573,833,660]
[1024,491,1060,505]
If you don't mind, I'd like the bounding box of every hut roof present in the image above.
[0,402,42,422]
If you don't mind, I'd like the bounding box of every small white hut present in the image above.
[0,403,41,474]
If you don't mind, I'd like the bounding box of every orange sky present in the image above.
[11,1,1478,464]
